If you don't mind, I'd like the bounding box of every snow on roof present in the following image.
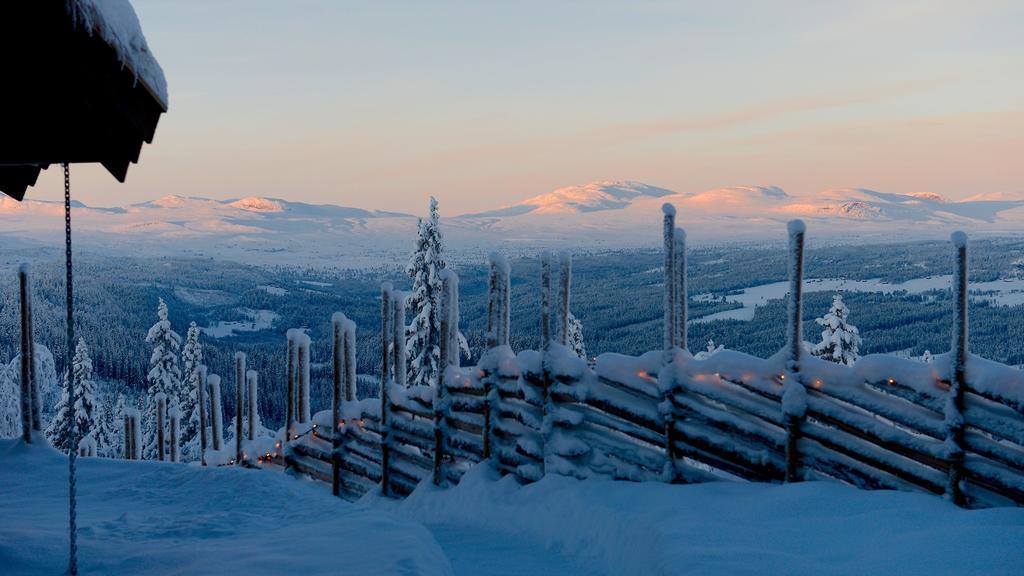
[66,0,168,109]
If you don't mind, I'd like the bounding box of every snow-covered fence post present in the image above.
[127,410,142,460]
[393,293,407,388]
[234,352,245,463]
[285,330,297,440]
[169,406,180,463]
[947,231,969,506]
[500,256,510,347]
[487,257,498,349]
[297,334,311,424]
[123,411,132,459]
[208,375,223,452]
[675,228,688,351]
[18,264,36,442]
[247,370,259,441]
[557,252,572,346]
[380,283,393,497]
[155,392,167,461]
[198,365,208,465]
[332,312,344,497]
[434,271,459,487]
[783,220,807,483]
[663,205,677,362]
[482,254,511,461]
[481,254,493,457]
[541,252,552,350]
[344,318,357,403]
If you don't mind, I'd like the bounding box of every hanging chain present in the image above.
[64,163,79,576]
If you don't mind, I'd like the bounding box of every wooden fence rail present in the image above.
[279,218,1024,509]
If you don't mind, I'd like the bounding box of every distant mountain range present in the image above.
[2,181,1023,266]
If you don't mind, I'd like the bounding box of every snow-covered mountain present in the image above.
[459,181,675,217]
[3,183,1024,266]
[0,194,419,266]
[449,183,1024,249]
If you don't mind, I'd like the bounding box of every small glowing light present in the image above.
[887,378,895,385]
[779,374,786,380]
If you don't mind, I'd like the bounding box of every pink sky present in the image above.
[27,1,1024,215]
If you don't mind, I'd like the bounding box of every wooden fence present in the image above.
[282,214,1024,509]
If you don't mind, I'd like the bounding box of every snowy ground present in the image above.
[693,276,1024,323]
[0,439,450,575]
[2,440,1023,575]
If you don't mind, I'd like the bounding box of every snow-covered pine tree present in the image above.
[111,394,127,458]
[694,338,725,360]
[143,298,182,460]
[94,396,116,458]
[179,322,203,461]
[45,362,73,450]
[2,345,59,436]
[0,360,18,437]
[405,197,468,388]
[71,339,98,455]
[45,339,96,453]
[811,294,862,366]
[567,312,586,360]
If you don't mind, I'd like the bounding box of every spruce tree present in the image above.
[567,312,586,360]
[405,197,469,387]
[113,394,127,458]
[94,396,116,458]
[179,322,203,461]
[143,298,182,460]
[0,359,18,438]
[71,339,98,454]
[46,339,96,453]
[811,294,862,366]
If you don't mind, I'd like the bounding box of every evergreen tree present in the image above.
[46,338,96,453]
[143,298,182,459]
[179,322,203,461]
[567,312,586,360]
[94,396,116,458]
[71,339,98,453]
[811,294,862,366]
[694,338,724,360]
[0,359,18,438]
[112,394,127,458]
[405,197,469,387]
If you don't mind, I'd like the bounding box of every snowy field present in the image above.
[693,276,1024,323]
[199,309,279,338]
[3,440,1023,575]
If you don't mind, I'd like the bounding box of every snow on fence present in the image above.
[273,221,1024,508]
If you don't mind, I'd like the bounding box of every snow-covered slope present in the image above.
[4,441,1022,576]
[460,181,675,217]
[3,182,1024,266]
[376,465,1024,576]
[0,439,451,575]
